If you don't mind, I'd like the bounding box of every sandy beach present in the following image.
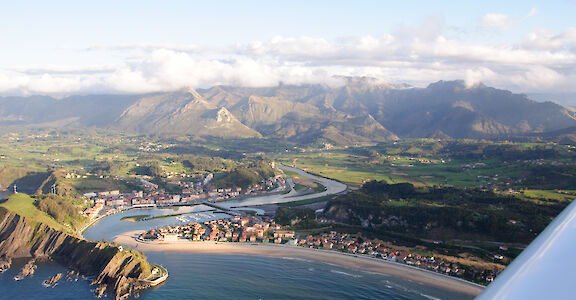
[115,230,484,296]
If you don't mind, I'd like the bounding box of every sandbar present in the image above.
[114,230,484,296]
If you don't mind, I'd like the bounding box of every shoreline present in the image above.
[114,230,484,297]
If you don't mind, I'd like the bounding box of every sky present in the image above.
[0,0,575,96]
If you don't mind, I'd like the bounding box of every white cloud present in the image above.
[465,67,496,87]
[2,20,576,96]
[525,7,539,18]
[99,49,347,94]
[523,28,576,51]
[482,13,512,30]
[482,8,539,31]
[238,36,336,58]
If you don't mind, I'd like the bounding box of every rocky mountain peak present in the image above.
[216,107,233,123]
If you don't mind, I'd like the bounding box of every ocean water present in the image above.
[0,258,94,300]
[2,206,477,299]
[0,253,473,300]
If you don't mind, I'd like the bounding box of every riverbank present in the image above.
[114,230,484,297]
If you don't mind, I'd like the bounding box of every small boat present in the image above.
[13,275,24,281]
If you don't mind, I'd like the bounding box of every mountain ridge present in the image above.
[1,80,574,144]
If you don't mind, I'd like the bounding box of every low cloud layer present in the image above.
[1,16,575,96]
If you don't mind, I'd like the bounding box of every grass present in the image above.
[313,184,327,193]
[66,177,132,193]
[283,169,306,178]
[275,150,548,189]
[0,193,67,232]
[292,184,307,191]
[521,189,576,202]
[517,189,576,205]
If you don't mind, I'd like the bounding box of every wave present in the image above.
[330,270,363,278]
[280,257,312,263]
[419,293,442,300]
[361,270,390,276]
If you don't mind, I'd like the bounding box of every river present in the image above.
[216,165,347,208]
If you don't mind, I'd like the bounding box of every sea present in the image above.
[1,207,476,300]
[1,253,473,300]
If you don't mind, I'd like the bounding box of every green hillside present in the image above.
[0,193,67,232]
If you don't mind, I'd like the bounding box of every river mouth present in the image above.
[83,205,228,242]
[79,166,479,299]
[84,165,346,242]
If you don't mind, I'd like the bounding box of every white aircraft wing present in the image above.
[476,198,576,299]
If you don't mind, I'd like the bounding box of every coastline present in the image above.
[114,230,484,297]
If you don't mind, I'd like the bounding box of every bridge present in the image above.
[201,201,242,216]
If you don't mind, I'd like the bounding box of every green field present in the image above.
[519,189,576,204]
[282,169,302,178]
[292,184,307,191]
[273,140,576,192]
[0,193,67,232]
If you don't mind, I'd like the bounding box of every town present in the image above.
[137,215,498,284]
[80,173,287,220]
[138,215,295,244]
[300,232,499,283]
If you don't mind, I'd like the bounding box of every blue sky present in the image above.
[0,0,575,95]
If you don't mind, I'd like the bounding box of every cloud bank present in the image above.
[1,17,575,96]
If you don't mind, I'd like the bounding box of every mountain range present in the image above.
[1,79,575,144]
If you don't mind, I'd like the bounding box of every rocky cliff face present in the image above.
[0,207,151,299]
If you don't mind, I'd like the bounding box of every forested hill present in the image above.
[1,79,575,144]
[324,181,566,244]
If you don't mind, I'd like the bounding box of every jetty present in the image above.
[141,264,168,287]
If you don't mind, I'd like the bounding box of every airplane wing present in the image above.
[476,198,576,299]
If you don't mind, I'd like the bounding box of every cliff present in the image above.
[0,207,152,299]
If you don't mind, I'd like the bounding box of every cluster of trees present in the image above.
[440,142,561,161]
[326,181,566,243]
[181,155,234,172]
[34,194,81,224]
[373,139,568,161]
[131,162,163,177]
[275,207,318,229]
[211,160,275,189]
[523,165,576,189]
[90,161,126,176]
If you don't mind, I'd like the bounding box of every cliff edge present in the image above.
[0,207,152,299]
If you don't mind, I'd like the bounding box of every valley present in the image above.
[1,127,574,290]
